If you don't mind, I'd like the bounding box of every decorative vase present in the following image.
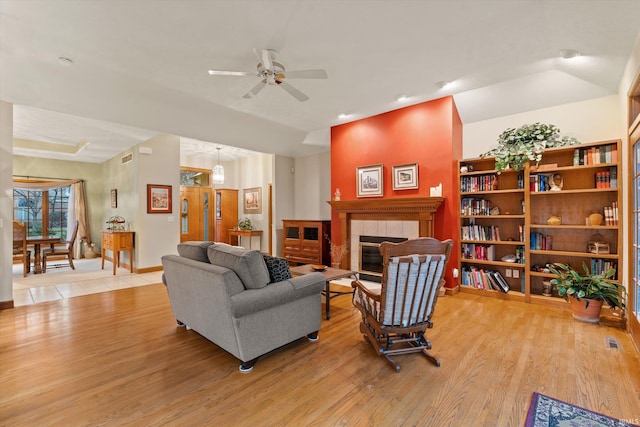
[569,297,603,323]
[542,280,552,297]
[546,215,562,225]
[588,211,603,226]
[332,262,341,269]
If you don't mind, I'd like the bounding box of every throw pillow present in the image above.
[263,255,292,283]
[207,244,270,289]
[177,241,216,263]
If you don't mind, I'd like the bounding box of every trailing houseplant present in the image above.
[549,262,625,322]
[481,123,578,174]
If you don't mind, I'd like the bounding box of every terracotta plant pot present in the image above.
[569,296,603,323]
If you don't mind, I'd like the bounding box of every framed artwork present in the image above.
[243,187,262,214]
[147,184,172,214]
[356,164,383,197]
[392,163,419,190]
[110,189,118,208]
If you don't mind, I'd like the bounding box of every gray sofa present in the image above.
[161,242,325,372]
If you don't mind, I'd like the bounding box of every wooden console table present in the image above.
[228,229,263,250]
[101,230,134,275]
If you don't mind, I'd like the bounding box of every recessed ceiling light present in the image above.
[338,113,348,119]
[435,80,452,89]
[559,49,581,59]
[396,94,408,102]
[57,57,74,66]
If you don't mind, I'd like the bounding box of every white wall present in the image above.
[294,151,331,221]
[135,135,181,268]
[0,101,13,302]
[273,155,295,256]
[463,95,623,158]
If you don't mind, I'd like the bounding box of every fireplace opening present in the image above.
[358,235,408,282]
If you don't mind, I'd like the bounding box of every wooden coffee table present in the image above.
[290,264,356,320]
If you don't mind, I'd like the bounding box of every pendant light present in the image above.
[213,147,224,185]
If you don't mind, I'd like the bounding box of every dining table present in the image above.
[27,236,62,274]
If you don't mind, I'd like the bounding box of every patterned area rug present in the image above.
[525,392,639,427]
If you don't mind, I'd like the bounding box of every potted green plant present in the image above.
[481,123,578,174]
[237,218,253,231]
[548,262,625,323]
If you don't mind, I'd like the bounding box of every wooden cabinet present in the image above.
[179,186,213,242]
[214,189,238,244]
[458,140,622,317]
[101,230,134,275]
[282,220,331,265]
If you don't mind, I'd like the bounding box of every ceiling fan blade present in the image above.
[284,69,328,79]
[277,80,309,102]
[208,69,252,76]
[243,80,266,99]
[253,48,275,71]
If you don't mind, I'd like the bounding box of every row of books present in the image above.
[461,224,501,241]
[590,259,617,278]
[461,244,496,261]
[460,174,497,193]
[461,198,492,216]
[573,144,618,166]
[595,167,618,188]
[604,202,619,226]
[460,266,510,293]
[529,174,555,192]
[530,233,553,250]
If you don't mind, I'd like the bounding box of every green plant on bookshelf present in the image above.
[481,123,579,174]
[549,262,625,322]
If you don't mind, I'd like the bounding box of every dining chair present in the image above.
[12,220,31,277]
[42,221,79,272]
[351,237,453,372]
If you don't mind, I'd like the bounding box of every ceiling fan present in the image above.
[208,48,327,102]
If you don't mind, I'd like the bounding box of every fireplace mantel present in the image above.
[327,197,444,269]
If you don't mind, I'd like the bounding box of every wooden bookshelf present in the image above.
[458,139,623,311]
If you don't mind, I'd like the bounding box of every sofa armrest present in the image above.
[230,272,325,318]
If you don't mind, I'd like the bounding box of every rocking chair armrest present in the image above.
[351,279,381,301]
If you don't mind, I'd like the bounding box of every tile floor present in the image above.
[12,258,164,306]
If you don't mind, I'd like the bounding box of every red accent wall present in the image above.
[330,96,462,288]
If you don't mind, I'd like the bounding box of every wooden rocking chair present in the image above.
[351,237,453,372]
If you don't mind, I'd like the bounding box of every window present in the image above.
[13,185,71,239]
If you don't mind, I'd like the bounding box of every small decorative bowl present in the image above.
[311,265,327,271]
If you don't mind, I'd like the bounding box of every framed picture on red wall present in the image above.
[392,163,418,190]
[356,164,383,197]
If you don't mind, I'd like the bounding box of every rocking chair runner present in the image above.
[351,237,453,373]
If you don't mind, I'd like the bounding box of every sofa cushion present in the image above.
[177,241,216,263]
[263,255,292,283]
[208,245,270,290]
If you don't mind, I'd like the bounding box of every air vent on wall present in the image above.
[121,153,133,164]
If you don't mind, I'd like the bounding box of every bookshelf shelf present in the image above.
[458,139,622,308]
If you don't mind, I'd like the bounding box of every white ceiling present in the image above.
[1,0,639,163]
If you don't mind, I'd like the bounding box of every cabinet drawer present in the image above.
[283,243,301,251]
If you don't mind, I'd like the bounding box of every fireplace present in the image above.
[358,235,408,282]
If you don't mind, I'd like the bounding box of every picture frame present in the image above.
[147,184,172,214]
[356,164,383,197]
[243,187,262,214]
[392,163,419,190]
[110,189,117,208]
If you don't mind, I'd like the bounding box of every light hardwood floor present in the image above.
[1,284,639,426]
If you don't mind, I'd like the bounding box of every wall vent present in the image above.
[121,153,133,164]
[606,337,620,350]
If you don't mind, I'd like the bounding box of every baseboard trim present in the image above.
[135,266,163,274]
[0,300,15,310]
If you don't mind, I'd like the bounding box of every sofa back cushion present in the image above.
[208,244,270,289]
[177,241,216,263]
[263,255,292,283]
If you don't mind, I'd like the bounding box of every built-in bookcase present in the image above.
[458,140,623,320]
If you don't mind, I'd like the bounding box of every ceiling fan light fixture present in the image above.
[212,147,224,185]
[559,49,581,59]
